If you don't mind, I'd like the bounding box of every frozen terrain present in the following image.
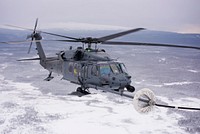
[0,29,200,134]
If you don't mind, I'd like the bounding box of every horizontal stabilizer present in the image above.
[17,57,58,61]
[17,58,40,61]
[44,76,54,81]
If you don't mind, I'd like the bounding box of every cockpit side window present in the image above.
[110,64,120,74]
[119,63,128,74]
[99,64,111,75]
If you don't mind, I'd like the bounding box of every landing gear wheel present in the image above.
[126,85,135,92]
[76,87,91,96]
[76,87,82,92]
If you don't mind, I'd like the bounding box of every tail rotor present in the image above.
[27,18,38,54]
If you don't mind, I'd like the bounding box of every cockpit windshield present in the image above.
[99,64,111,75]
[99,63,127,75]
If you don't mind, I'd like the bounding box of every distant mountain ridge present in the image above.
[0,28,200,46]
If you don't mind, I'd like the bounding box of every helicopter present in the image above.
[1,18,200,113]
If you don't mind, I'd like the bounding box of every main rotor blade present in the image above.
[5,24,33,31]
[98,28,145,42]
[41,31,79,41]
[48,39,81,42]
[0,40,34,44]
[102,41,200,51]
[0,39,79,45]
[5,24,79,41]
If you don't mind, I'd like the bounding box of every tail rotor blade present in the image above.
[27,18,38,54]
[28,38,33,54]
[33,18,38,33]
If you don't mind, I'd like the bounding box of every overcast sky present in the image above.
[0,0,199,33]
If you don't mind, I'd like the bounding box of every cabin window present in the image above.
[73,63,82,76]
[100,64,111,75]
[73,63,78,76]
[68,63,73,73]
[81,65,87,78]
[91,65,98,76]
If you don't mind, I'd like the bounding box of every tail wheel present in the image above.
[76,87,82,92]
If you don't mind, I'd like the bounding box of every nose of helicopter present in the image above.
[110,74,132,89]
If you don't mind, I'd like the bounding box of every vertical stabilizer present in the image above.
[34,33,46,67]
[26,18,46,68]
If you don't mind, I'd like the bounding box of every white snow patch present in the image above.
[2,53,13,56]
[0,74,191,134]
[42,98,186,134]
[163,81,196,86]
[146,81,200,87]
[135,80,145,84]
[11,82,35,90]
[149,84,163,88]
[159,58,166,63]
[0,63,9,70]
[187,69,199,73]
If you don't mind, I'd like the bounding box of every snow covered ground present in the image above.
[0,39,200,134]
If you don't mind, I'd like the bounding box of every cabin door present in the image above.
[81,64,88,82]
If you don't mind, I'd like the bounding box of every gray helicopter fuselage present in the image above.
[43,47,132,90]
